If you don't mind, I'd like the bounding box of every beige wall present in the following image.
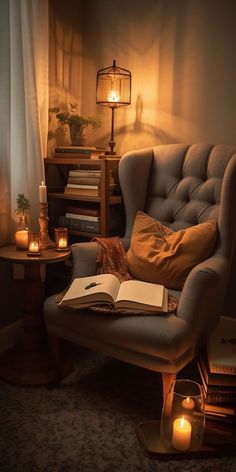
[49,0,236,155]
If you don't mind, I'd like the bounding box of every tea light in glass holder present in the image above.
[54,227,68,251]
[27,232,41,256]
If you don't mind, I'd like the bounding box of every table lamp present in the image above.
[96,60,131,155]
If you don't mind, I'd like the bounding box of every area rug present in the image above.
[0,346,236,471]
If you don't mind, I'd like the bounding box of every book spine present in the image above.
[54,151,104,159]
[209,363,236,376]
[66,184,99,189]
[204,403,236,416]
[68,170,101,178]
[205,412,235,424]
[55,146,105,152]
[59,216,100,233]
[66,205,100,217]
[67,177,101,186]
[56,146,98,151]
[65,213,100,222]
[56,148,92,154]
[64,187,99,196]
[205,392,236,403]
[54,152,92,159]
[198,356,236,387]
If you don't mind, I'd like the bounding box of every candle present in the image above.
[54,227,68,250]
[172,417,192,451]
[181,396,195,410]
[15,230,29,250]
[29,241,39,253]
[28,232,40,255]
[58,237,68,249]
[39,181,47,203]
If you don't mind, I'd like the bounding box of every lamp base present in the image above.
[105,150,116,156]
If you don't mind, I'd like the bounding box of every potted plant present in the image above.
[49,103,101,145]
[15,194,31,250]
[15,193,31,216]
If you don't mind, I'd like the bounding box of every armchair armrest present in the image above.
[71,242,99,279]
[177,253,228,350]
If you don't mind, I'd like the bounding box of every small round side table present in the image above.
[0,244,71,387]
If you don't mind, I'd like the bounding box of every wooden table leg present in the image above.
[0,262,71,386]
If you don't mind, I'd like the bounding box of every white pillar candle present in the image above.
[181,397,195,410]
[172,417,192,451]
[39,181,47,203]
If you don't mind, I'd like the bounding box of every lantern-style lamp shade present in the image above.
[96,60,131,154]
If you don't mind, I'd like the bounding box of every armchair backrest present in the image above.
[119,142,236,276]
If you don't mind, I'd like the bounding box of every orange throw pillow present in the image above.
[127,211,218,289]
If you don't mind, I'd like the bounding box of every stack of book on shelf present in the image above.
[59,204,101,233]
[197,316,236,427]
[54,145,105,159]
[64,168,115,197]
[58,204,123,234]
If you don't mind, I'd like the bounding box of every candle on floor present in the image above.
[181,396,195,410]
[172,417,192,451]
[39,181,47,203]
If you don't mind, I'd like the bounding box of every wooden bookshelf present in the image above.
[44,156,124,240]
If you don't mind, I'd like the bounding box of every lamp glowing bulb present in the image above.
[108,91,120,102]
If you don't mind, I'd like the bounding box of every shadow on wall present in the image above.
[99,93,177,155]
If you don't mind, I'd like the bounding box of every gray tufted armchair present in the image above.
[44,143,236,400]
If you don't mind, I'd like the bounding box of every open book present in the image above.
[59,273,168,313]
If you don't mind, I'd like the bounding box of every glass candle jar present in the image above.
[161,379,205,452]
[54,227,68,251]
[27,232,41,256]
[15,215,29,250]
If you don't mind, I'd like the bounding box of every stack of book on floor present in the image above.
[198,316,236,426]
[64,168,115,197]
[54,145,106,159]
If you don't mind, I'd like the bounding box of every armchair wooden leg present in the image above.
[161,372,176,415]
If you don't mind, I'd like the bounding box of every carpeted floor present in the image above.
[1,346,236,472]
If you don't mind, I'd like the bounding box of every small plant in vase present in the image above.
[16,193,31,216]
[49,103,101,145]
[15,194,31,250]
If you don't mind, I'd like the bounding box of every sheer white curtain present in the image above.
[0,0,49,246]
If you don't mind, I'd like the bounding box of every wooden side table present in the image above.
[0,245,71,387]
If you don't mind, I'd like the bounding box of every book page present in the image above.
[60,273,120,307]
[115,279,165,311]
